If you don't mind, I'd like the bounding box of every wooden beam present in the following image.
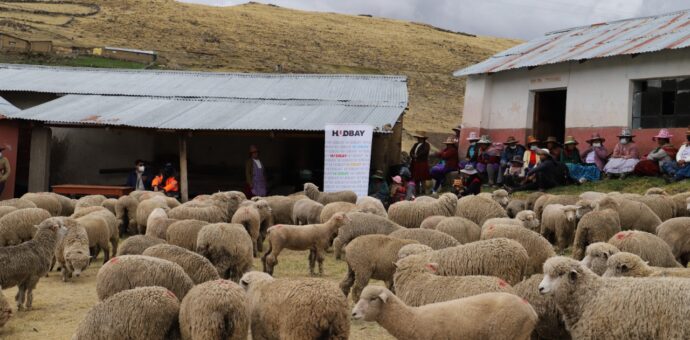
[179,134,189,202]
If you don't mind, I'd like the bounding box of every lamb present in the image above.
[75,194,107,210]
[513,274,570,340]
[251,194,305,224]
[231,204,262,256]
[240,271,350,340]
[539,256,690,339]
[482,210,540,233]
[352,286,536,340]
[419,215,445,229]
[54,218,90,281]
[656,217,690,266]
[389,193,457,228]
[115,195,139,236]
[75,211,117,263]
[339,235,418,302]
[143,244,220,284]
[591,196,661,233]
[116,235,166,256]
[21,192,61,216]
[0,219,66,310]
[525,191,546,210]
[0,206,16,219]
[0,287,10,328]
[626,193,676,221]
[505,199,526,218]
[263,213,350,275]
[455,194,507,226]
[481,224,555,275]
[607,230,681,267]
[304,182,357,205]
[388,228,459,250]
[423,216,480,244]
[603,252,690,278]
[135,196,170,234]
[292,198,324,225]
[0,198,37,210]
[196,223,253,281]
[165,219,208,251]
[0,208,51,246]
[249,199,273,253]
[580,242,620,276]
[540,204,579,253]
[96,254,194,300]
[355,196,387,217]
[319,201,357,223]
[393,255,516,307]
[533,194,579,219]
[72,286,180,340]
[572,197,621,260]
[400,238,529,285]
[333,212,403,260]
[478,189,510,208]
[671,192,690,217]
[179,279,249,340]
[145,208,178,241]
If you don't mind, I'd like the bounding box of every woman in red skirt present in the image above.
[410,131,431,195]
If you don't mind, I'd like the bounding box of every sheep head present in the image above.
[575,200,595,219]
[602,252,649,278]
[645,187,668,196]
[239,271,273,291]
[352,286,392,321]
[539,256,591,295]
[492,189,510,207]
[581,242,619,276]
[561,205,579,223]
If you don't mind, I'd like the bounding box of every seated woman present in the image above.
[368,170,389,206]
[498,136,525,186]
[460,132,480,168]
[634,129,677,177]
[502,156,526,189]
[663,126,690,183]
[522,136,542,172]
[510,149,561,192]
[452,165,482,197]
[603,128,639,179]
[545,136,563,161]
[475,135,501,186]
[561,136,600,184]
[431,136,460,193]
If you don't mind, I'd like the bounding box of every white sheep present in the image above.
[540,204,579,253]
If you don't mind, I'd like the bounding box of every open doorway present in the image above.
[533,90,567,142]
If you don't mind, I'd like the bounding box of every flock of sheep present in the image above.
[0,181,689,339]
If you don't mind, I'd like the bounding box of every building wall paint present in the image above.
[0,121,19,200]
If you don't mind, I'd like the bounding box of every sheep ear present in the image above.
[569,269,578,282]
[424,263,439,273]
[603,252,609,259]
[392,262,398,269]
[378,291,389,303]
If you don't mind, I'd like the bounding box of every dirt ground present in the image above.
[0,247,394,339]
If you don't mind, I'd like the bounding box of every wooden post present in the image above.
[179,134,189,202]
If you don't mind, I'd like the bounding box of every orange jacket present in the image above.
[152,175,179,193]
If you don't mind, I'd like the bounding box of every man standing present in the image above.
[0,147,9,196]
[245,145,267,198]
[409,131,431,195]
[126,159,151,191]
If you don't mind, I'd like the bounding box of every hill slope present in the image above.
[0,0,519,142]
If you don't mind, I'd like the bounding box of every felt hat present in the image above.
[412,131,428,139]
[503,136,519,145]
[545,136,561,145]
[466,132,480,141]
[526,136,540,145]
[653,129,673,141]
[563,136,579,145]
[391,175,402,184]
[371,170,385,180]
[617,127,635,138]
[399,167,411,179]
[460,164,478,175]
[443,136,458,144]
[476,135,492,145]
[586,133,605,144]
[249,145,259,153]
[536,148,552,158]
[452,124,462,133]
[510,155,524,164]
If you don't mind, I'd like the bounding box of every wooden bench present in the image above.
[52,185,133,198]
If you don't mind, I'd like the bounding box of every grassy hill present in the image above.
[0,0,519,147]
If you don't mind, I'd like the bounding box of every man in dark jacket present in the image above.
[498,136,525,185]
[510,149,561,192]
[126,159,151,191]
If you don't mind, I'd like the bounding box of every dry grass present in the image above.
[0,247,394,339]
[0,0,518,146]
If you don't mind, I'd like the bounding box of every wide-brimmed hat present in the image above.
[545,136,561,145]
[412,131,428,139]
[443,136,458,145]
[617,128,635,138]
[536,148,552,158]
[371,170,385,180]
[460,164,478,175]
[653,129,673,141]
[504,136,519,145]
[452,124,462,133]
[466,132,480,141]
[563,136,578,145]
[586,133,605,144]
[526,136,540,145]
[476,135,492,145]
[391,175,402,184]
[510,155,524,164]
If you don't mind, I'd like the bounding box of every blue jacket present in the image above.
[126,171,152,190]
[501,145,526,165]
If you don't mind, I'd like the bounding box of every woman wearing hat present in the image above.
[502,155,526,189]
[510,149,561,192]
[409,131,431,195]
[580,133,608,173]
[522,136,542,172]
[245,145,267,197]
[545,137,563,161]
[430,136,460,193]
[603,128,639,179]
[453,164,482,197]
[475,135,501,186]
[368,170,389,205]
[561,136,599,184]
[498,136,525,186]
[461,131,481,168]
[663,126,690,182]
[634,129,677,177]
[0,146,9,196]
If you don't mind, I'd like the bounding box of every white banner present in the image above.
[324,124,373,198]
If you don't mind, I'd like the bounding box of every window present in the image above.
[632,77,690,128]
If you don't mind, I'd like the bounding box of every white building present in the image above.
[454,9,690,151]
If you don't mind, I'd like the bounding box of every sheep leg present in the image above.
[15,283,26,311]
[333,237,343,260]
[110,238,118,257]
[385,280,395,293]
[264,244,281,275]
[102,243,111,264]
[25,278,38,310]
[61,263,70,282]
[339,266,355,297]
[351,269,372,302]
[308,249,317,276]
[316,248,325,276]
[572,226,588,260]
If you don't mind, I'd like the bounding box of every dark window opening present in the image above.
[633,77,690,129]
[533,90,567,143]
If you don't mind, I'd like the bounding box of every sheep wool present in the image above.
[143,244,220,284]
[389,193,457,228]
[136,197,171,233]
[145,207,173,239]
[196,223,253,281]
[626,194,676,221]
[75,212,113,263]
[340,235,419,302]
[655,217,690,266]
[355,196,387,217]
[419,215,446,230]
[251,195,305,225]
[100,198,118,215]
[478,189,510,208]
[481,224,555,276]
[0,286,10,328]
[393,255,516,307]
[396,244,433,260]
[0,206,17,219]
[49,193,76,217]
[304,182,357,205]
[671,192,690,217]
[428,216,481,244]
[513,274,570,340]
[319,201,357,223]
[334,212,403,260]
[179,280,249,340]
[240,272,350,340]
[116,235,166,256]
[165,219,208,251]
[606,196,661,233]
[539,256,690,339]
[115,195,139,236]
[533,194,579,220]
[580,242,620,276]
[54,218,90,281]
[75,195,108,210]
[603,252,690,278]
[455,195,508,226]
[572,197,621,260]
[388,228,459,250]
[0,198,37,210]
[352,286,536,340]
[607,230,681,268]
[525,192,546,211]
[21,192,62,216]
[0,207,51,246]
[505,199,526,218]
[231,204,262,257]
[292,198,324,225]
[96,255,194,301]
[540,204,579,253]
[72,286,180,340]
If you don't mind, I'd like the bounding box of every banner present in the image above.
[324,124,373,198]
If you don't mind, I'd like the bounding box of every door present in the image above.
[533,90,567,142]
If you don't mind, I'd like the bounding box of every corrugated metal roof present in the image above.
[0,96,19,117]
[104,47,157,55]
[2,95,404,132]
[455,9,690,76]
[0,64,408,107]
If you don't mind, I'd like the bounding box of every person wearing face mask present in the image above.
[664,126,690,183]
[603,128,639,179]
[0,147,10,196]
[126,159,151,191]
[561,136,597,184]
[580,133,609,175]
[460,132,480,169]
[522,136,542,172]
[635,129,677,177]
[152,163,179,197]
[475,135,501,186]
[545,137,563,161]
[498,136,525,186]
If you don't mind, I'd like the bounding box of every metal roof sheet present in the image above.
[0,96,19,117]
[0,64,408,107]
[455,9,690,76]
[2,95,404,132]
[104,47,157,55]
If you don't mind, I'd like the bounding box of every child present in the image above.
[389,175,407,203]
[502,156,526,189]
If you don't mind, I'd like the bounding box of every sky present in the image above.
[179,0,689,39]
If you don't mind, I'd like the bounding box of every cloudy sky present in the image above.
[179,0,689,39]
